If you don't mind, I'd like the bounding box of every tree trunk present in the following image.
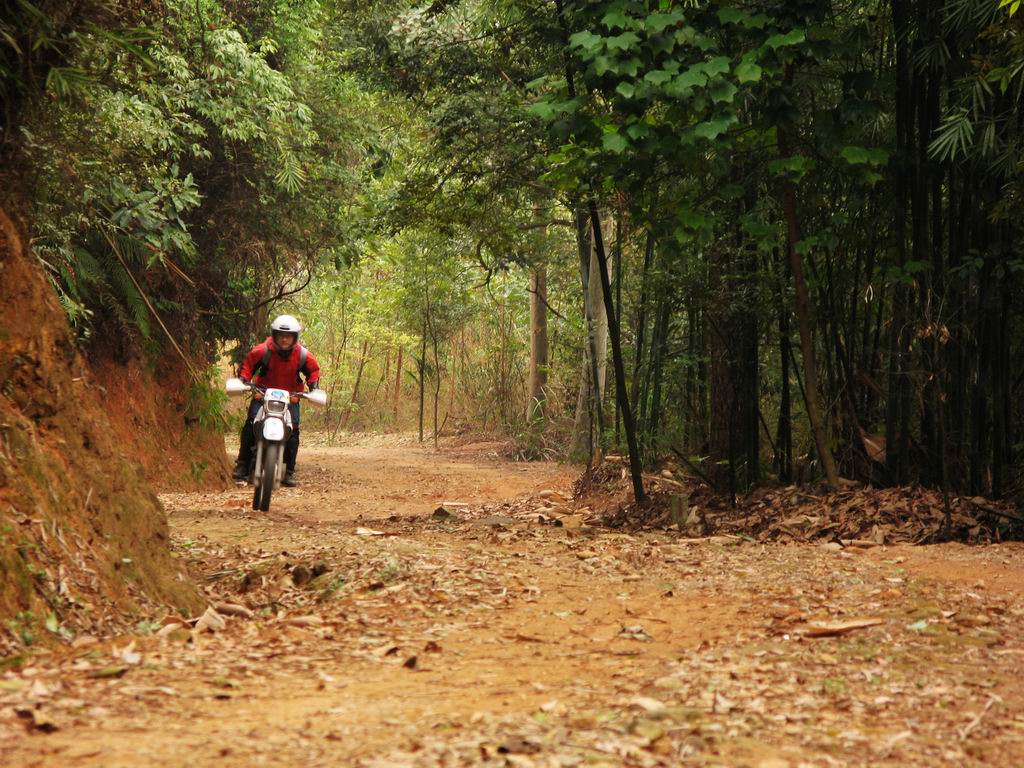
[432,331,441,449]
[572,205,607,458]
[417,318,427,443]
[340,340,369,429]
[778,306,793,483]
[779,128,840,491]
[381,348,391,412]
[590,225,609,396]
[742,281,760,487]
[631,232,655,411]
[527,265,548,424]
[886,0,912,484]
[646,296,671,463]
[393,346,403,426]
[588,200,645,504]
[613,214,623,446]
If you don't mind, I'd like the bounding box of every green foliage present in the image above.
[6,0,1023,496]
[10,0,373,357]
[839,146,890,166]
[5,611,37,646]
[185,366,230,431]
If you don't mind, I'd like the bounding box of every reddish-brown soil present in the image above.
[90,356,231,492]
[0,207,197,637]
[868,542,1024,595]
[2,438,1024,767]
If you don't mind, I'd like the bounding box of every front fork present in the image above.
[252,439,285,488]
[254,440,264,483]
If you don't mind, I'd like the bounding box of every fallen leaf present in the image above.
[713,690,736,714]
[215,603,255,619]
[15,707,58,733]
[619,624,653,642]
[291,565,312,586]
[116,643,142,666]
[370,642,400,658]
[88,666,128,679]
[194,607,227,633]
[653,675,684,691]
[803,618,884,638]
[497,737,541,754]
[632,696,667,714]
[632,718,665,742]
[511,633,544,643]
[477,515,515,528]
[432,507,456,521]
[155,623,185,638]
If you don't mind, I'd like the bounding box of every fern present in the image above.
[96,286,134,336]
[45,66,94,99]
[274,151,307,193]
[108,259,151,339]
[929,109,975,161]
[47,232,155,341]
[72,246,107,289]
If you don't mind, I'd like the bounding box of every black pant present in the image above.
[236,401,301,473]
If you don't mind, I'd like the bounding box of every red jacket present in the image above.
[239,337,321,394]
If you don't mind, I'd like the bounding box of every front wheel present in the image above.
[257,442,280,512]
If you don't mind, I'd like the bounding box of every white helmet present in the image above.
[270,314,302,339]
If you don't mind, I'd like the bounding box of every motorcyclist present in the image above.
[232,314,320,487]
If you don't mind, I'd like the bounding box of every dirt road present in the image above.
[2,439,1024,767]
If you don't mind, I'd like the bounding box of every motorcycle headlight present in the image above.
[267,400,287,414]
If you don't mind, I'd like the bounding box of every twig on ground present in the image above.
[959,694,1002,741]
[968,499,1024,525]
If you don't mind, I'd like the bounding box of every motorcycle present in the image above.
[225,378,327,511]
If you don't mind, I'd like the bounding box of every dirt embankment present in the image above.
[89,356,230,492]
[0,208,200,650]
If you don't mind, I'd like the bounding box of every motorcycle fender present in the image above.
[263,417,285,442]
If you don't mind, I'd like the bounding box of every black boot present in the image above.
[282,471,297,487]
[236,417,257,479]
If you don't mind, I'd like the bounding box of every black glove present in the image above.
[308,381,319,391]
[241,378,251,385]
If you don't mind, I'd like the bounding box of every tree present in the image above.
[527,264,549,424]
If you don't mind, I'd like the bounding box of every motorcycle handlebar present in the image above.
[226,378,324,404]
